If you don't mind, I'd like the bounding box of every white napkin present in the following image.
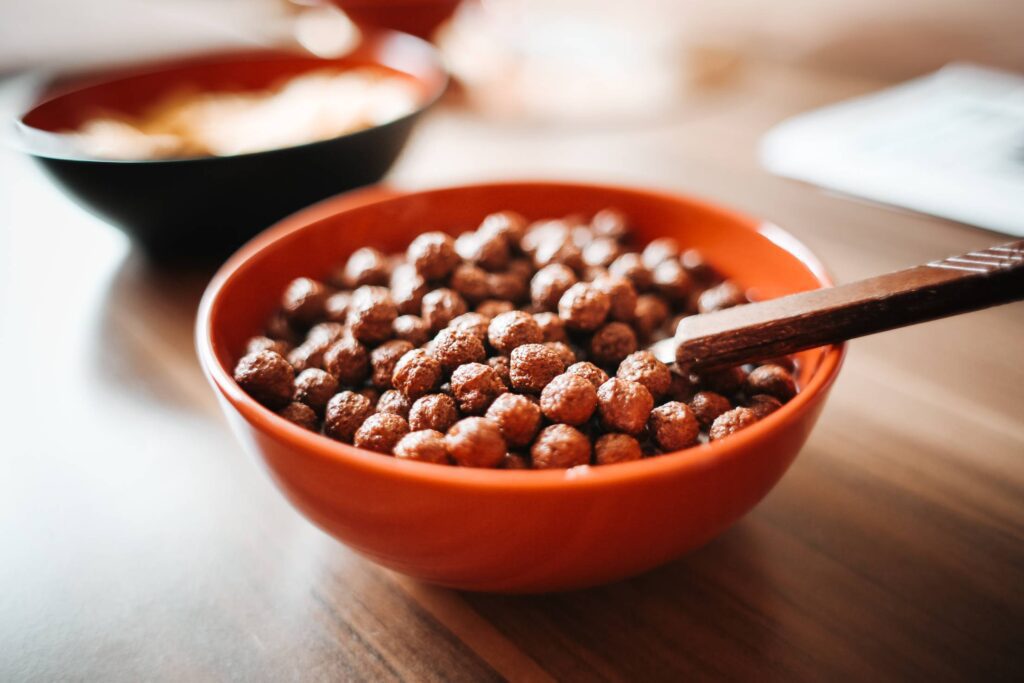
[761,63,1024,237]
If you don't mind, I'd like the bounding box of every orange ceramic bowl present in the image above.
[196,181,845,593]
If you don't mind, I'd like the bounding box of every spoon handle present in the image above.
[661,240,1024,371]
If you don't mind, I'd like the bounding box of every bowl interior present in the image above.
[206,182,835,408]
[18,30,447,159]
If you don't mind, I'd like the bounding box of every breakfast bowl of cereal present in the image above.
[14,29,447,261]
[196,181,845,592]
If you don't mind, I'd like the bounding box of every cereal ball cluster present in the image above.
[235,209,799,469]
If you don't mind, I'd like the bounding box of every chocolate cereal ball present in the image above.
[566,361,609,389]
[531,264,578,311]
[633,294,670,340]
[281,277,330,326]
[596,378,653,435]
[487,355,511,386]
[454,231,477,262]
[286,340,326,373]
[594,433,642,466]
[341,247,389,288]
[306,321,346,346]
[324,390,374,442]
[278,401,318,431]
[393,429,449,464]
[408,393,460,432]
[448,312,490,342]
[681,248,718,284]
[544,341,577,368]
[592,275,637,323]
[392,349,441,399]
[502,453,530,469]
[616,351,672,400]
[510,344,565,393]
[745,364,797,401]
[709,407,759,441]
[324,291,351,323]
[479,211,527,251]
[485,392,542,447]
[540,373,598,426]
[392,314,430,347]
[582,237,622,268]
[476,299,514,319]
[346,286,398,344]
[666,370,701,403]
[246,335,290,357]
[377,389,412,418]
[323,337,370,386]
[532,233,584,272]
[558,282,610,332]
[591,208,628,240]
[265,310,298,344]
[652,259,693,302]
[408,231,459,279]
[293,368,339,415]
[747,394,784,419]
[354,413,409,454]
[389,263,428,315]
[487,271,529,303]
[507,258,534,282]
[370,340,415,389]
[234,350,295,408]
[608,253,653,291]
[488,310,543,354]
[450,263,491,304]
[421,288,468,331]
[358,387,381,406]
[649,402,700,451]
[689,391,733,429]
[582,265,610,283]
[698,280,747,314]
[763,355,797,373]
[641,237,681,269]
[700,366,747,395]
[531,424,591,469]
[431,328,486,372]
[463,227,511,272]
[533,312,568,343]
[450,362,506,415]
[445,417,506,468]
[589,322,638,368]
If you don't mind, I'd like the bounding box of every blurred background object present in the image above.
[327,0,462,40]
[11,30,447,261]
[763,64,1024,237]
[437,0,696,123]
[0,0,294,73]
[6,0,1024,79]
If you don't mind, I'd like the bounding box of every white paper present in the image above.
[761,63,1024,237]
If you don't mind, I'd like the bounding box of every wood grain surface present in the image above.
[1,59,1022,682]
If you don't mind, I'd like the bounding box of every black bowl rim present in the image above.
[12,29,448,165]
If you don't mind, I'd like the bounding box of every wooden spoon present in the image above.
[651,240,1024,372]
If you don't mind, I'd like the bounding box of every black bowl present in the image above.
[14,30,447,262]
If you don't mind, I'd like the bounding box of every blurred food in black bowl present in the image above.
[14,29,447,262]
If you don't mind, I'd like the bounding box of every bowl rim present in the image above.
[13,28,449,165]
[196,180,846,491]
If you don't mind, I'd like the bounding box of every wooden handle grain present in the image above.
[671,241,1024,371]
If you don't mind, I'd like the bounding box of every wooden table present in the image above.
[2,60,1022,681]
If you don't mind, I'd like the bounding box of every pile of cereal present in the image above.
[234,210,798,469]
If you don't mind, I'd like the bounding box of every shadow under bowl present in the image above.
[14,30,447,263]
[196,181,846,592]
